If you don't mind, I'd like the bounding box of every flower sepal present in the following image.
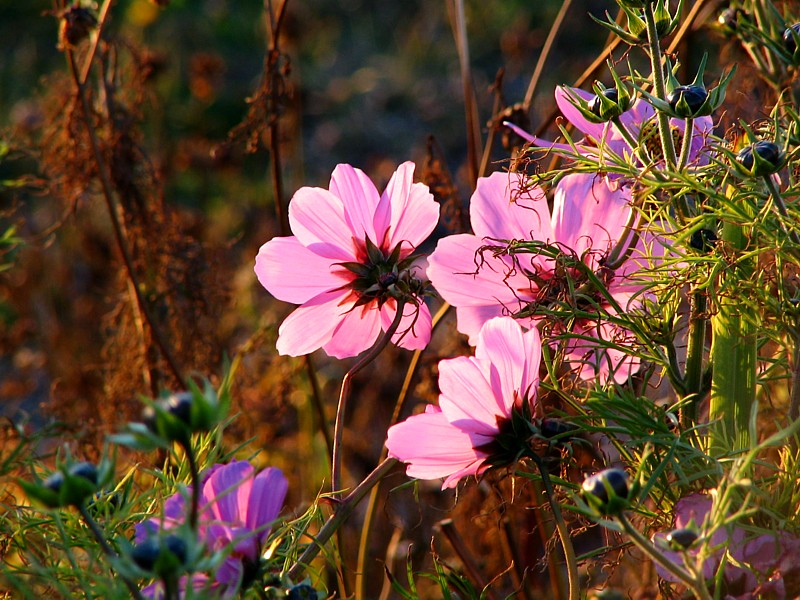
[591,0,681,45]
[561,75,632,124]
[637,54,734,119]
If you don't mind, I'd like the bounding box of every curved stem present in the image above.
[331,300,406,493]
[522,0,573,113]
[529,454,578,600]
[77,503,146,600]
[643,4,677,167]
[617,513,712,600]
[354,302,450,600]
[682,289,707,430]
[288,458,398,581]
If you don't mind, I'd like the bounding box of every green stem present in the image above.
[77,504,146,600]
[288,458,398,580]
[643,4,677,167]
[611,115,640,154]
[617,514,712,600]
[678,118,694,171]
[529,454,579,600]
[332,300,406,493]
[708,215,755,455]
[682,290,708,429]
[181,441,200,530]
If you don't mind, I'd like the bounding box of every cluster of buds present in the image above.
[22,459,109,510]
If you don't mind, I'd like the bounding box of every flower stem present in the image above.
[763,175,800,246]
[288,457,398,580]
[332,300,406,493]
[529,454,579,600]
[678,118,694,171]
[611,116,640,155]
[77,503,146,600]
[181,441,201,530]
[708,190,755,455]
[643,4,677,167]
[617,513,712,600]
[682,289,708,429]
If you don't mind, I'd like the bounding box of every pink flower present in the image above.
[385,317,541,489]
[427,170,650,383]
[653,493,800,599]
[136,461,288,595]
[255,162,439,358]
[506,85,714,166]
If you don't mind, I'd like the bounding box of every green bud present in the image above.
[666,85,710,118]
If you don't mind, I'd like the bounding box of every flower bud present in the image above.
[689,228,718,253]
[784,23,800,56]
[582,468,629,515]
[29,462,100,508]
[131,535,188,577]
[735,141,786,177]
[666,527,699,550]
[666,85,710,118]
[288,584,319,600]
[142,390,217,445]
[589,88,625,122]
[539,417,579,440]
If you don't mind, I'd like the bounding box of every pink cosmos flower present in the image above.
[506,85,714,166]
[653,494,800,599]
[255,162,439,359]
[427,170,650,383]
[136,461,288,597]
[385,316,541,489]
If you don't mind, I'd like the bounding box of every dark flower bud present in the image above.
[689,228,718,253]
[666,85,709,118]
[58,6,97,48]
[142,391,214,445]
[540,418,579,440]
[666,527,699,550]
[288,584,319,600]
[589,88,624,122]
[735,141,786,176]
[43,471,65,495]
[131,535,188,577]
[582,468,629,515]
[69,462,99,485]
[784,23,800,56]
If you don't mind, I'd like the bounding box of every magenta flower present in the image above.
[506,85,714,166]
[136,461,288,596]
[653,494,800,599]
[255,162,439,359]
[427,170,650,383]
[386,317,541,489]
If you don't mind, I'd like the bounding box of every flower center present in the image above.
[638,120,683,162]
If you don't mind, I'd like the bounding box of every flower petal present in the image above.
[255,236,350,304]
[276,289,355,356]
[329,164,382,246]
[552,173,631,260]
[382,161,439,253]
[246,467,288,542]
[386,406,492,489]
[470,172,550,241]
[204,461,254,525]
[437,356,505,433]
[288,186,358,261]
[380,298,432,352]
[322,301,382,359]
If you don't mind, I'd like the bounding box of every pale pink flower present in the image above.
[255,162,439,358]
[136,461,288,596]
[427,170,650,383]
[506,85,714,166]
[653,493,800,599]
[385,317,541,489]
